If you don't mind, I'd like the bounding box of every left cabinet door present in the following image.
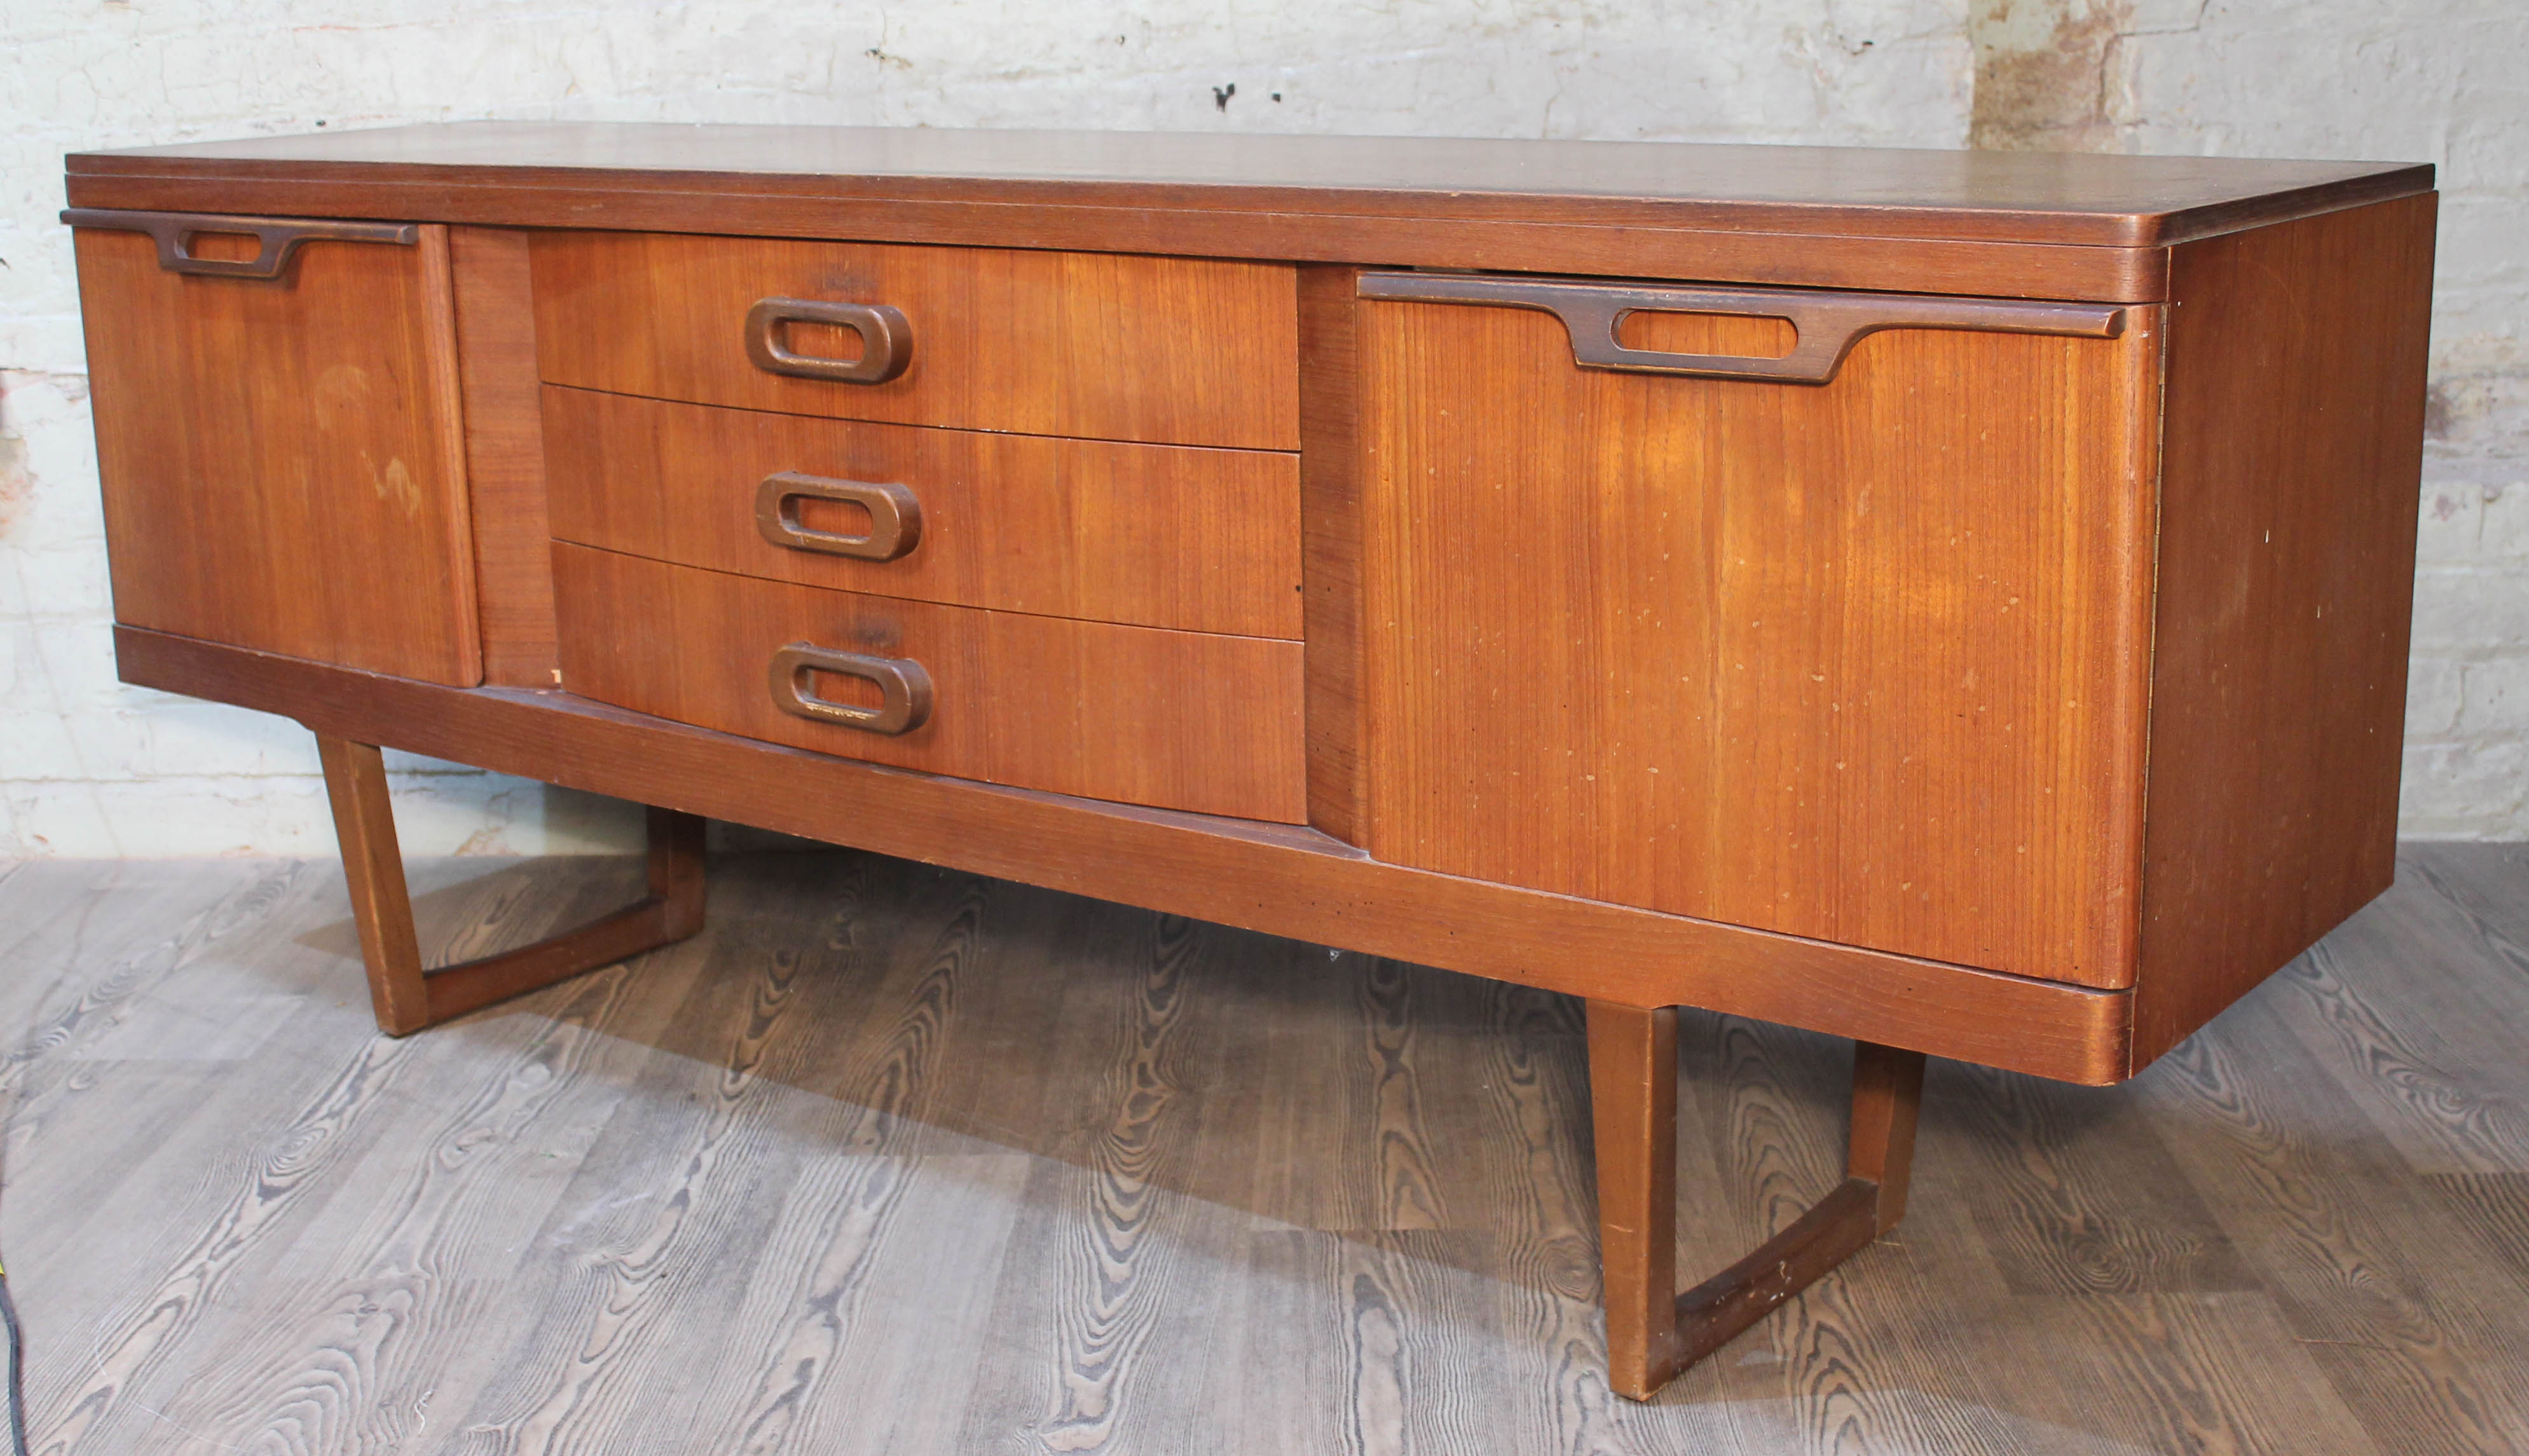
[73,215,481,684]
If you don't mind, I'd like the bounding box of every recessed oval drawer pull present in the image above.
[744,297,913,384]
[754,471,924,562]
[768,643,933,735]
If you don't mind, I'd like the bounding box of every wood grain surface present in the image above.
[542,386,1301,638]
[114,624,2134,1083]
[317,733,706,1034]
[64,124,2437,303]
[449,225,562,688]
[1587,1000,1682,1396]
[67,121,2432,247]
[2130,193,2437,1065]
[551,545,1309,824]
[1297,264,1369,844]
[530,230,1299,450]
[72,221,483,685]
[66,171,2173,303]
[10,843,2526,1453]
[1359,294,2160,986]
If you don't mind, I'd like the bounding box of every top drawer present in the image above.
[530,231,1299,451]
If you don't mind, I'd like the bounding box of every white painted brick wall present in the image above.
[3,1,2521,854]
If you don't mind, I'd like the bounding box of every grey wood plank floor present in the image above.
[3,843,2526,1455]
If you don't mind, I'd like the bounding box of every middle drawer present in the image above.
[544,386,1301,639]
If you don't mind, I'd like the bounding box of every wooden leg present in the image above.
[1585,1000,1928,1400]
[1587,1000,1683,1396]
[315,734,707,1036]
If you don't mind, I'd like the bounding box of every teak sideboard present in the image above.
[63,124,2434,1398]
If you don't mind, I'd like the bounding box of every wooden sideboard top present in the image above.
[67,124,2429,299]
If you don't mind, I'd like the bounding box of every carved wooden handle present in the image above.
[1357,273,2126,385]
[745,297,914,384]
[60,208,419,279]
[755,472,923,562]
[769,643,933,735]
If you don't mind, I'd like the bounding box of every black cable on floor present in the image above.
[0,1264,24,1456]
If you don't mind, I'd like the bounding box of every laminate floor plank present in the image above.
[1450,982,1629,1455]
[2259,880,2529,1177]
[701,1150,1039,1456]
[2425,1174,2529,1295]
[142,969,675,1453]
[2136,1005,2529,1455]
[15,854,685,1456]
[444,859,923,1456]
[951,907,1268,1456]
[1942,1061,2257,1296]
[41,1030,424,1456]
[2401,844,2529,971]
[6,862,437,1456]
[1965,1289,2383,1456]
[1240,946,1401,1234]
[682,866,1041,1456]
[0,859,315,1077]
[10,845,2529,1454]
[1352,983,1614,1456]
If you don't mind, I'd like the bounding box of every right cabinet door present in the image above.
[1357,278,2161,988]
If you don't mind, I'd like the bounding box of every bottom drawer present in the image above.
[553,544,1306,822]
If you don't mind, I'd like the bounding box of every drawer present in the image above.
[552,544,1306,822]
[531,231,1299,450]
[543,386,1301,638]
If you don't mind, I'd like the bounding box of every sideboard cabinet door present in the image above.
[72,217,481,686]
[1357,283,2162,988]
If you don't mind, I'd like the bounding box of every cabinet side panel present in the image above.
[451,226,561,687]
[78,224,481,685]
[1299,264,1369,843]
[2132,194,2436,1067]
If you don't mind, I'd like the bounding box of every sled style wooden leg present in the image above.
[1586,1000,1926,1399]
[315,734,708,1036]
